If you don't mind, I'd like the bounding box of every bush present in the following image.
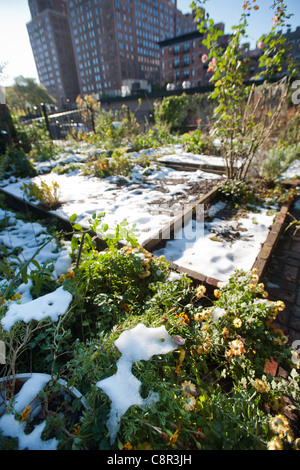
[0,147,37,180]
[260,142,300,183]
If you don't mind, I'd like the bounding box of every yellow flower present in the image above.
[267,436,283,450]
[269,414,290,437]
[182,396,196,411]
[257,283,265,290]
[214,289,221,299]
[251,274,259,282]
[249,283,256,292]
[73,425,81,436]
[262,290,269,298]
[176,312,190,324]
[122,442,133,450]
[168,427,180,447]
[11,293,22,301]
[196,285,206,298]
[20,405,31,423]
[275,301,285,312]
[254,378,267,393]
[233,318,242,328]
[194,311,207,322]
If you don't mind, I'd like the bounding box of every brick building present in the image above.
[158,24,230,88]
[66,0,195,98]
[27,0,80,106]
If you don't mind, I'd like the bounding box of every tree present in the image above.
[5,76,56,114]
[191,0,297,180]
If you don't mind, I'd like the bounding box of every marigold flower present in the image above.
[254,378,267,393]
[226,339,245,358]
[194,311,207,322]
[267,436,283,450]
[269,414,290,437]
[196,285,206,298]
[275,301,285,311]
[11,293,22,301]
[176,312,190,324]
[233,318,242,328]
[73,425,81,436]
[122,442,133,450]
[20,405,31,423]
[214,289,221,299]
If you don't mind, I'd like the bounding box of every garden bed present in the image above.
[0,144,297,288]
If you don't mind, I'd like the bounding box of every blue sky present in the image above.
[0,0,299,87]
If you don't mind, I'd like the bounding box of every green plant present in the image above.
[180,128,220,155]
[21,180,62,209]
[260,142,300,183]
[191,0,297,180]
[0,147,37,180]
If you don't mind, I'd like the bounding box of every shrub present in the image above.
[260,142,300,184]
[21,179,62,209]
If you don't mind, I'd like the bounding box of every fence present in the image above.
[21,108,93,140]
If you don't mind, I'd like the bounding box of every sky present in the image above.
[0,0,299,87]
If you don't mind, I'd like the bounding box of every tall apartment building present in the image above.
[159,24,231,88]
[26,0,80,106]
[66,0,195,97]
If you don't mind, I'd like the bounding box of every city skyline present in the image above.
[0,0,300,88]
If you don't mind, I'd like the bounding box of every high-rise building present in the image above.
[27,0,80,106]
[66,0,195,97]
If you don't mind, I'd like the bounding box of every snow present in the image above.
[153,201,276,282]
[96,323,177,444]
[1,152,222,245]
[0,207,72,302]
[0,373,58,450]
[280,159,300,179]
[1,286,73,332]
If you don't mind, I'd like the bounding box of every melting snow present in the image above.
[96,323,177,444]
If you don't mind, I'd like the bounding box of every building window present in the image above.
[174,44,180,54]
[174,57,180,67]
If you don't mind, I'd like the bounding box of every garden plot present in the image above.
[152,199,278,283]
[1,161,222,245]
[156,143,241,173]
